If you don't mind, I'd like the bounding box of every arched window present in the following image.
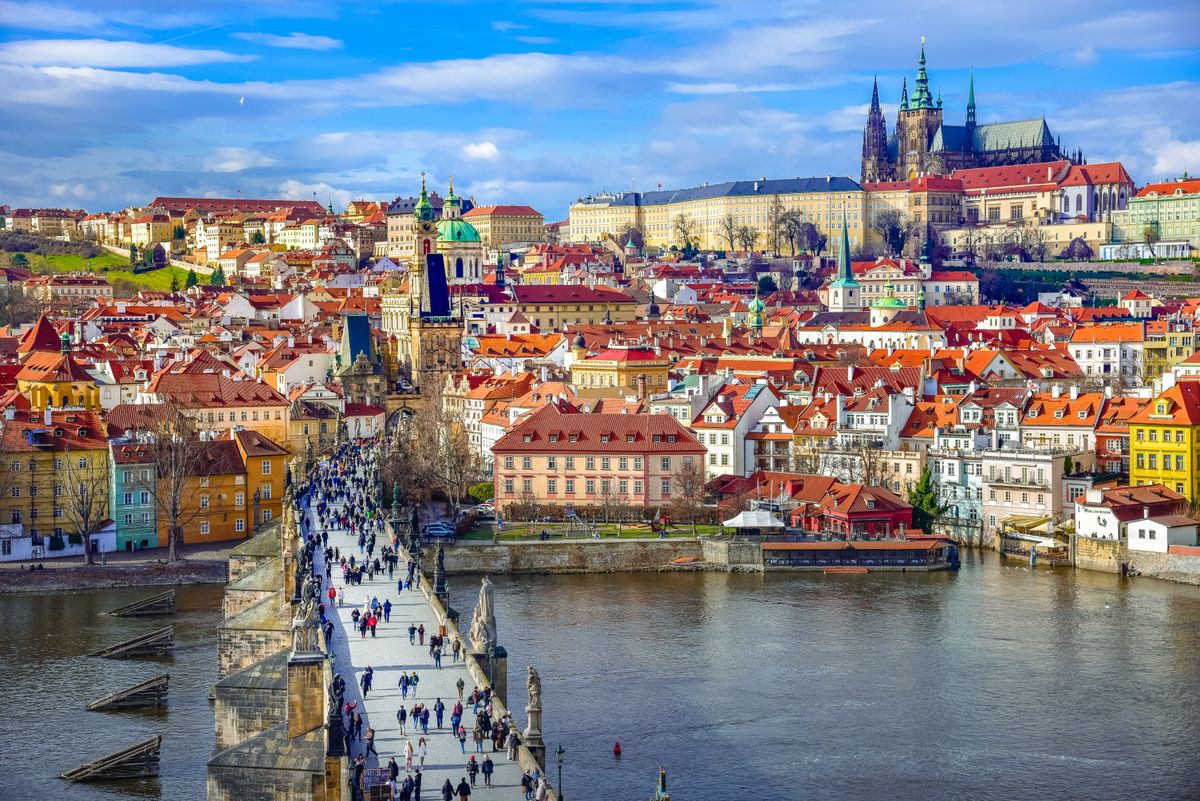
[455,258,464,279]
[1075,195,1082,213]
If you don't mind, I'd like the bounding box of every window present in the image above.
[200,495,210,509]
[261,460,271,475]
[235,518,245,532]
[720,454,729,466]
[547,456,557,470]
[200,521,210,535]
[124,514,132,525]
[619,480,628,494]
[633,457,643,470]
[1,540,9,556]
[633,480,643,495]
[547,479,557,494]
[522,456,532,470]
[661,457,671,470]
[522,479,532,493]
[661,479,671,496]
[504,456,514,470]
[53,459,62,470]
[140,491,149,504]
[565,479,575,494]
[78,457,87,469]
[564,457,575,470]
[504,479,514,494]
[585,457,596,470]
[601,458,611,471]
[619,457,628,470]
[199,477,209,488]
[8,461,18,472]
[585,479,596,494]
[262,484,271,500]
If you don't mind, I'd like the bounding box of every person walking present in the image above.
[416,736,428,769]
[472,724,484,753]
[466,756,479,788]
[506,729,519,761]
[456,677,465,702]
[433,644,442,669]
[457,725,467,753]
[417,624,425,645]
[414,769,423,801]
[404,738,414,772]
[396,704,407,735]
[434,698,445,729]
[388,757,399,783]
[452,639,461,663]
[364,727,377,759]
[441,779,454,801]
[410,671,420,698]
[481,755,494,788]
[420,706,430,734]
[455,777,471,801]
[408,623,417,644]
[383,599,392,622]
[399,672,410,699]
[520,773,533,801]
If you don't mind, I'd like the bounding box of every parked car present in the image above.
[474,504,495,518]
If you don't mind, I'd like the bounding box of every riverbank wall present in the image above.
[1073,535,1200,585]
[0,559,228,594]
[431,536,768,574]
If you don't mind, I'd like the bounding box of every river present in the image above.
[479,552,1200,801]
[0,583,222,800]
[3,555,1199,801]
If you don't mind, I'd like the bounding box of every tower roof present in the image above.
[911,40,935,109]
[828,207,858,288]
[414,172,435,222]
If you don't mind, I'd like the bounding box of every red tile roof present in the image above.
[1136,179,1200,198]
[493,401,704,454]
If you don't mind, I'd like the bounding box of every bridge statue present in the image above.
[291,583,320,654]
[523,665,543,742]
[468,576,497,651]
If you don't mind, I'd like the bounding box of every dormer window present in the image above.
[668,435,676,442]
[549,434,558,443]
[1054,410,1064,419]
[866,499,876,510]
[626,434,635,443]
[1078,410,1086,419]
[569,434,578,442]
[600,434,610,443]
[523,434,532,442]
[1158,403,1168,415]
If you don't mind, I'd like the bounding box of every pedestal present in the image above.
[285,652,326,739]
[523,704,545,769]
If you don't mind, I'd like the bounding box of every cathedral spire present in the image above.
[837,206,853,283]
[870,75,881,113]
[966,69,976,128]
[899,76,909,111]
[912,38,933,109]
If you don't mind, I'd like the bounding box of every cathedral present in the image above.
[861,43,1080,182]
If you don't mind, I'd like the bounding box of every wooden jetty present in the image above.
[88,626,174,658]
[105,589,176,617]
[61,735,162,782]
[87,673,169,711]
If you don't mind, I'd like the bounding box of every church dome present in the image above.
[436,218,481,243]
[872,281,908,309]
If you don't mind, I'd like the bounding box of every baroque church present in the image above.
[861,43,1081,182]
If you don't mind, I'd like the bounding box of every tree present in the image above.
[1143,223,1160,259]
[796,222,827,256]
[870,209,913,257]
[10,252,28,268]
[1020,225,1050,262]
[669,458,708,535]
[765,194,787,255]
[790,438,826,475]
[780,210,805,256]
[718,214,738,252]
[468,481,494,504]
[757,275,778,294]
[1063,455,1075,476]
[413,397,482,519]
[129,244,138,265]
[185,269,199,289]
[169,274,179,293]
[210,265,226,286]
[1064,236,1093,261]
[672,214,699,251]
[907,467,947,535]
[251,230,266,245]
[129,403,211,563]
[172,224,186,241]
[0,285,39,327]
[616,225,644,251]
[60,450,111,565]
[735,224,759,252]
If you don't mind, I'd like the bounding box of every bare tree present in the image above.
[507,489,542,523]
[413,398,482,519]
[735,224,759,252]
[1143,223,1160,260]
[780,210,805,256]
[790,438,826,475]
[870,208,913,257]
[766,194,787,255]
[718,215,737,252]
[669,458,708,535]
[129,403,212,563]
[60,449,110,565]
[672,214,698,251]
[1020,225,1050,262]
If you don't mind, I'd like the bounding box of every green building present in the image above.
[109,438,158,551]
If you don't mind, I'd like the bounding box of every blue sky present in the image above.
[1,0,1198,219]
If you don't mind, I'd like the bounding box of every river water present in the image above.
[4,555,1199,801]
[479,552,1200,801]
[0,583,222,800]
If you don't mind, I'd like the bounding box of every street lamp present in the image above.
[555,744,565,801]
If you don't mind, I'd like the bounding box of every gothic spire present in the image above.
[899,76,909,111]
[912,38,933,109]
[870,75,881,113]
[966,69,976,128]
[837,206,852,282]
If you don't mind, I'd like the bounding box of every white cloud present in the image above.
[490,21,527,32]
[0,1,106,33]
[277,179,353,211]
[0,39,254,68]
[514,35,557,45]
[461,141,501,161]
[203,147,278,173]
[232,32,343,51]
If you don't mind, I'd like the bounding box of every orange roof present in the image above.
[463,205,542,218]
[1022,392,1105,427]
[1130,381,1200,427]
[1136,178,1200,198]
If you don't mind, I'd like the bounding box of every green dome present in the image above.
[436,218,481,243]
[873,281,908,309]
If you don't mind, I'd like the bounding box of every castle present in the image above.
[861,42,1080,183]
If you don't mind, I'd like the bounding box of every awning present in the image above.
[723,510,785,528]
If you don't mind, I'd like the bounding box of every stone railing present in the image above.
[417,575,559,801]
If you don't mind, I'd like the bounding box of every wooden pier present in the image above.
[87,673,170,711]
[88,626,175,658]
[106,589,176,617]
[61,735,162,782]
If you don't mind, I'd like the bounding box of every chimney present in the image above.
[1051,384,1061,399]
[44,408,52,425]
[1144,506,1150,519]
[1069,384,1078,401]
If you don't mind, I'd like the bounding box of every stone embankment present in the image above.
[0,559,228,594]
[433,536,766,574]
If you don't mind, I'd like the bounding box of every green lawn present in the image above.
[106,266,192,292]
[45,252,130,272]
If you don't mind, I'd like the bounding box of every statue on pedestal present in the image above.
[523,665,543,741]
[291,583,320,654]
[468,576,497,651]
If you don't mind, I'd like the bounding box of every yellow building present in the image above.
[569,177,867,254]
[0,408,110,549]
[1144,321,1196,384]
[1129,380,1200,500]
[462,205,545,248]
[16,336,101,411]
[568,341,669,393]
